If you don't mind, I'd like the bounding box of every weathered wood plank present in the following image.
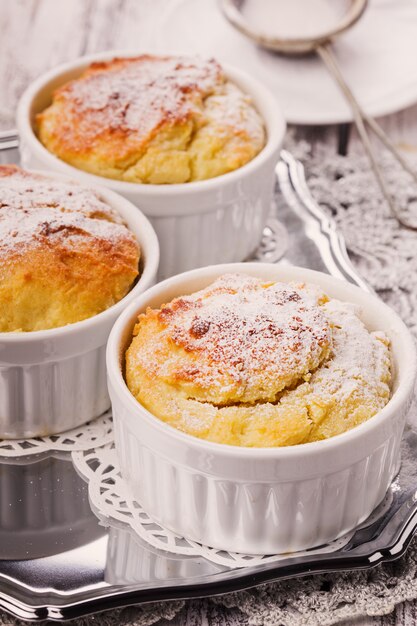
[0,0,94,128]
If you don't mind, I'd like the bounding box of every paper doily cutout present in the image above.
[72,441,370,569]
[0,411,113,458]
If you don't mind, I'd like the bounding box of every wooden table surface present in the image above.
[0,1,416,624]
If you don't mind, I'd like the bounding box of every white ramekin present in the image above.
[0,170,159,439]
[16,52,286,280]
[107,263,416,555]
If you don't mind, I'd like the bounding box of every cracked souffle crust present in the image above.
[0,165,140,332]
[125,274,392,447]
[36,55,266,184]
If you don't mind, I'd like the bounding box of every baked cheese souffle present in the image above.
[0,165,140,332]
[36,55,266,184]
[125,273,391,447]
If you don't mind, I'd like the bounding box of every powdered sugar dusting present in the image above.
[128,274,391,445]
[50,55,264,150]
[63,56,223,135]
[308,299,391,405]
[0,167,134,259]
[0,168,122,219]
[141,274,332,404]
[200,81,265,148]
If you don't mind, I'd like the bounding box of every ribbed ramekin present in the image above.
[16,52,286,280]
[107,263,416,555]
[0,170,159,439]
[0,456,104,560]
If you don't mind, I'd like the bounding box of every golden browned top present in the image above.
[37,55,266,184]
[126,274,391,447]
[133,274,332,405]
[0,165,140,331]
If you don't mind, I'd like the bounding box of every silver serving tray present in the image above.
[0,133,416,622]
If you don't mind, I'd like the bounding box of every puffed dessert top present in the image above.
[125,274,391,447]
[0,165,140,332]
[36,55,266,184]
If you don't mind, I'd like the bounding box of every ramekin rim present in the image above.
[0,168,160,342]
[16,50,286,196]
[106,262,417,460]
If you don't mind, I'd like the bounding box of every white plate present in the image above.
[148,0,417,125]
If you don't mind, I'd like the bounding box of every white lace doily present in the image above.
[0,411,113,458]
[71,439,392,569]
